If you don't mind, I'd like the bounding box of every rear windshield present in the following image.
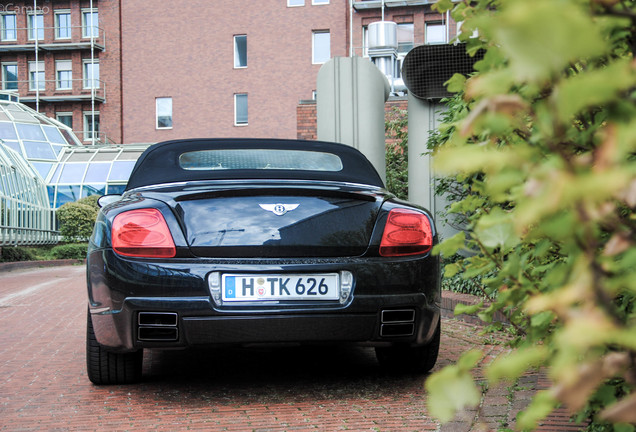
[178,149,343,172]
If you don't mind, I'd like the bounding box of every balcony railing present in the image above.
[2,78,105,102]
[71,130,116,145]
[0,25,105,52]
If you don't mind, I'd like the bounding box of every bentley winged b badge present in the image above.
[259,203,299,216]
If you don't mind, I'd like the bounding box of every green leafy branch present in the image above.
[426,0,636,429]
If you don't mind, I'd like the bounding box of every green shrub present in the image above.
[385,108,408,200]
[56,201,98,242]
[50,243,88,260]
[76,195,100,212]
[0,246,36,262]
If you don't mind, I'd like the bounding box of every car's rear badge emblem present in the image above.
[259,204,299,216]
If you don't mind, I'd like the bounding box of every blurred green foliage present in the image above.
[425,0,636,430]
[385,107,409,200]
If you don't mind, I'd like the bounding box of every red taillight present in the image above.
[379,208,433,257]
[112,208,176,258]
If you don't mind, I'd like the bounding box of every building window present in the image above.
[55,11,72,39]
[426,22,446,44]
[29,62,45,91]
[83,60,99,89]
[156,97,173,129]
[2,63,18,90]
[288,0,304,6]
[56,112,73,129]
[234,35,247,68]
[397,23,414,55]
[313,0,329,4]
[1,14,17,41]
[312,30,330,64]
[84,111,100,141]
[234,93,248,126]
[56,60,72,90]
[28,13,44,40]
[82,9,99,38]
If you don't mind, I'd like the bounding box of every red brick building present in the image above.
[0,0,457,144]
[0,0,121,143]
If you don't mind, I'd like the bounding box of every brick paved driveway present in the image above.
[0,265,576,431]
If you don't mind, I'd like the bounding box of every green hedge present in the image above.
[50,243,88,260]
[0,247,36,263]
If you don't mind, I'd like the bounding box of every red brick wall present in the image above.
[351,4,459,56]
[296,101,317,141]
[295,97,408,143]
[120,0,348,144]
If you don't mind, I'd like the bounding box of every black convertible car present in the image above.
[86,138,440,384]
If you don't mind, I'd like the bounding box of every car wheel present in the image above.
[86,309,143,384]
[375,318,440,373]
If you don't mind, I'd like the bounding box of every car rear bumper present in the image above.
[89,294,440,351]
[88,250,440,352]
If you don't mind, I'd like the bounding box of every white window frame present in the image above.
[83,111,100,142]
[2,62,18,91]
[56,112,73,129]
[55,10,72,40]
[312,0,329,4]
[1,14,17,41]
[81,8,99,39]
[28,61,45,91]
[233,35,247,69]
[234,93,248,126]
[397,22,414,55]
[425,22,447,45]
[362,26,368,58]
[287,0,305,6]
[55,60,73,90]
[312,30,330,64]
[156,97,173,130]
[28,13,44,41]
[83,59,99,89]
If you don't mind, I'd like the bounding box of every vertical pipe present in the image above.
[446,10,450,42]
[90,0,96,145]
[33,0,39,112]
[407,93,432,210]
[349,0,353,57]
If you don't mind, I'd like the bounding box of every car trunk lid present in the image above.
[160,183,384,258]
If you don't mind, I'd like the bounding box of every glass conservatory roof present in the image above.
[47,145,147,208]
[0,101,82,183]
[0,141,49,207]
[0,99,149,208]
[0,141,56,245]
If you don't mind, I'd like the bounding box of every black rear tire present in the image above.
[375,318,440,373]
[86,309,143,384]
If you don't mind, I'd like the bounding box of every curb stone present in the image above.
[0,258,84,272]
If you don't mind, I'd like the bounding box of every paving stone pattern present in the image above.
[0,265,583,431]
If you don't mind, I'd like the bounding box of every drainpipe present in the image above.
[446,10,450,42]
[33,0,39,112]
[90,0,96,145]
[349,0,353,57]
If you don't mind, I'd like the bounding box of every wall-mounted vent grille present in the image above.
[402,44,485,100]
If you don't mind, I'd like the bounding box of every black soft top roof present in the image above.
[125,138,384,191]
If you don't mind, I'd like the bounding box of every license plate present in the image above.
[222,273,339,302]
